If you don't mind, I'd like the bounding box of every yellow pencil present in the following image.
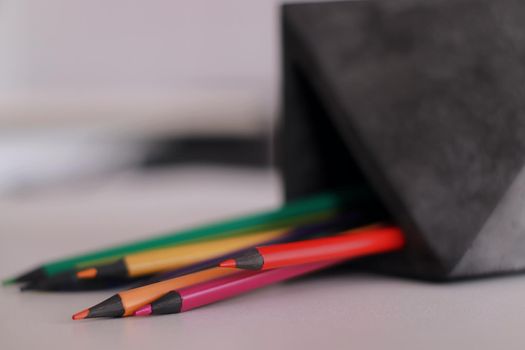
[75,228,287,280]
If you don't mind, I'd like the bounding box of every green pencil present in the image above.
[4,187,375,284]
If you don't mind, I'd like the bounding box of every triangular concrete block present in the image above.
[278,0,525,279]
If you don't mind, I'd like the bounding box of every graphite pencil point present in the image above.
[134,305,152,317]
[218,259,237,268]
[73,294,126,319]
[19,283,34,292]
[8,267,47,284]
[76,268,98,279]
[17,270,79,291]
[221,248,264,270]
[72,309,90,320]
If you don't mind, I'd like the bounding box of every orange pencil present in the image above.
[72,267,237,319]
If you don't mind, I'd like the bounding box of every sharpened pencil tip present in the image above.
[134,305,152,317]
[76,268,98,280]
[19,284,32,292]
[72,309,90,320]
[219,259,237,268]
[6,267,47,284]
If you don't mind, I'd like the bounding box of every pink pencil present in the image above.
[134,260,341,316]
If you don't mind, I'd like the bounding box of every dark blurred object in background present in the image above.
[0,0,280,196]
[142,135,270,169]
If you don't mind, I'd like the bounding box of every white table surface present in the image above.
[1,166,525,350]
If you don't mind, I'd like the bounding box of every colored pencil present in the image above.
[68,214,376,318]
[21,274,141,292]
[75,211,332,270]
[219,226,405,270]
[19,271,147,292]
[72,267,237,319]
[73,228,287,280]
[131,260,340,317]
[21,227,293,292]
[143,210,376,285]
[76,213,385,281]
[21,212,370,291]
[5,187,374,284]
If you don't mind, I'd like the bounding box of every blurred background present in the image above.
[0,0,301,196]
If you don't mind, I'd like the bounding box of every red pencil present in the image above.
[134,260,340,316]
[219,226,405,270]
